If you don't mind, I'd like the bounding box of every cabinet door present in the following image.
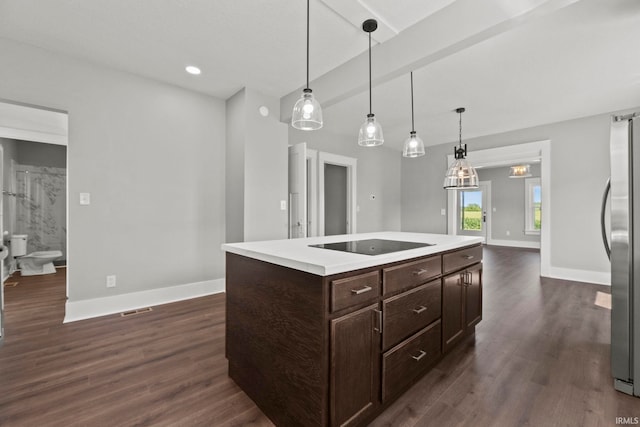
[465,264,482,330]
[330,304,380,427]
[442,272,465,353]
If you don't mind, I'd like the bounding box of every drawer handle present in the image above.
[351,285,373,295]
[413,306,427,314]
[463,255,475,260]
[373,309,382,334]
[412,268,428,276]
[411,350,427,362]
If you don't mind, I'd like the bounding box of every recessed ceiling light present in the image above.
[185,66,201,75]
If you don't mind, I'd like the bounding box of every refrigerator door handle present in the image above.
[601,177,611,260]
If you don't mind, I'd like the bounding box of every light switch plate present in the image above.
[106,275,116,288]
[280,200,287,210]
[441,208,446,216]
[80,193,91,205]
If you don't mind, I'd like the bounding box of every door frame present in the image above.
[446,140,551,277]
[453,181,491,243]
[306,149,318,237]
[0,99,69,299]
[318,152,357,236]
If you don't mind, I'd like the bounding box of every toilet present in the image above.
[10,234,62,276]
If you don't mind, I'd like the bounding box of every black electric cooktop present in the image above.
[309,239,434,256]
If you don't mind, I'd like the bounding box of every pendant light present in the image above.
[443,107,479,190]
[291,0,323,131]
[358,19,383,147]
[402,72,425,158]
[509,164,532,178]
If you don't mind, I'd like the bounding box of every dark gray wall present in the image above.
[17,140,66,168]
[477,164,541,243]
[324,164,347,236]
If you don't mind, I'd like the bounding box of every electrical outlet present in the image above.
[106,275,116,288]
[506,230,510,236]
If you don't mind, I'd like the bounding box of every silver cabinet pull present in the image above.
[351,285,372,295]
[412,268,428,276]
[461,271,472,286]
[373,309,382,334]
[463,255,475,260]
[411,350,427,361]
[413,306,427,314]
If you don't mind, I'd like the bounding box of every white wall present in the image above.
[225,90,245,244]
[0,39,226,313]
[289,128,402,234]
[225,88,289,243]
[402,110,640,284]
[243,89,289,242]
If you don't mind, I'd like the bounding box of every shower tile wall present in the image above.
[15,165,66,258]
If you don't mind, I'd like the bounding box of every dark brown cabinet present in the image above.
[465,263,483,330]
[330,304,380,427]
[225,243,482,427]
[442,262,482,353]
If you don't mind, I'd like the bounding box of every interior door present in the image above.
[288,142,307,238]
[457,182,490,242]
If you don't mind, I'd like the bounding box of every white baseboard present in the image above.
[544,266,610,286]
[487,239,541,249]
[63,278,225,323]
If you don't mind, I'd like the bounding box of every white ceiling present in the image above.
[0,0,638,151]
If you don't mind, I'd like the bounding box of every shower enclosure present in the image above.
[12,164,66,260]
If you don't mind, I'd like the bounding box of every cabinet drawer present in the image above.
[382,280,441,351]
[382,256,441,296]
[382,320,441,402]
[443,245,482,274]
[331,271,380,312]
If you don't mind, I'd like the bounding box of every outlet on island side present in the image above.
[106,275,116,288]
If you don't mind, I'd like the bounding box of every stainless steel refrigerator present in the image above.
[602,111,640,396]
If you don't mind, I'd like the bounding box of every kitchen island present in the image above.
[222,232,483,427]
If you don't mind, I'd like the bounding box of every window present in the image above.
[459,190,482,231]
[525,177,541,234]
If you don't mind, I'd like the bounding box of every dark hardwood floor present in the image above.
[0,247,638,426]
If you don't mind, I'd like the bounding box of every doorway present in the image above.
[318,152,357,236]
[456,181,491,243]
[446,140,550,277]
[0,100,69,341]
[289,147,357,238]
[324,164,348,236]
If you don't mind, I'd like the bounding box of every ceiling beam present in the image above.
[280,0,581,123]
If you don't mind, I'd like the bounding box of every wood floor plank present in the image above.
[1,248,639,426]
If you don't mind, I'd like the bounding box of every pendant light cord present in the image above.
[458,109,463,148]
[306,0,310,90]
[410,72,415,132]
[368,31,372,115]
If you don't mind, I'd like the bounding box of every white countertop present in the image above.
[222,231,482,276]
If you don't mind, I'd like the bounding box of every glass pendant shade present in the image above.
[292,89,323,130]
[358,114,384,146]
[443,157,479,189]
[403,131,425,158]
[291,0,322,131]
[509,164,532,178]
